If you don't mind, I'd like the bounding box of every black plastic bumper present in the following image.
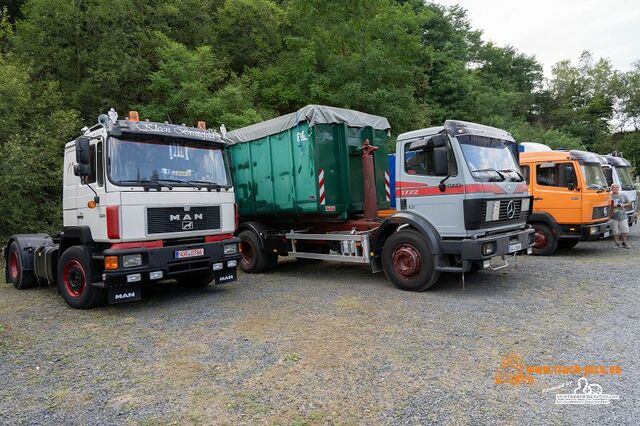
[96,237,241,288]
[579,221,611,241]
[439,227,534,260]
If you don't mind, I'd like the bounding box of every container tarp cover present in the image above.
[226,105,390,144]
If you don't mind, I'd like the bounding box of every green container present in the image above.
[227,105,391,221]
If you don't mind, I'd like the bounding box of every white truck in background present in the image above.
[4,110,241,309]
[601,153,638,226]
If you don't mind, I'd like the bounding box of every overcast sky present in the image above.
[435,0,640,76]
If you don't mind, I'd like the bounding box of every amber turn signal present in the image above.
[87,200,97,209]
[104,256,119,270]
[129,111,140,122]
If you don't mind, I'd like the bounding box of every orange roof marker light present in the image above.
[197,121,206,130]
[128,111,140,122]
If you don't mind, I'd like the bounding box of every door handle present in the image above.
[77,213,84,219]
[533,197,543,201]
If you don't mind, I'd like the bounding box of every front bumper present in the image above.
[579,220,611,241]
[96,237,241,288]
[440,227,534,261]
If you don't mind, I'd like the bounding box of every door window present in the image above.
[536,162,575,187]
[404,139,457,177]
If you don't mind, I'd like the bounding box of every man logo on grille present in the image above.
[506,200,516,219]
[182,221,194,230]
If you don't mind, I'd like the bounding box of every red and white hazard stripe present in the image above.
[384,171,391,202]
[318,168,326,205]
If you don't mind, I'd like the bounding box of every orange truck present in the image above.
[519,148,611,255]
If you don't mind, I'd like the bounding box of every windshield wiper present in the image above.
[115,179,171,191]
[499,169,525,182]
[471,168,506,181]
[187,180,224,191]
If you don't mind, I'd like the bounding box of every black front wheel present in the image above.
[57,246,106,309]
[532,223,558,256]
[382,229,440,291]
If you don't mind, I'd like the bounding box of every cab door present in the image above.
[76,139,107,238]
[396,134,464,236]
[532,161,581,224]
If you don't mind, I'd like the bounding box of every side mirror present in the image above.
[433,146,449,176]
[567,182,576,190]
[73,137,91,177]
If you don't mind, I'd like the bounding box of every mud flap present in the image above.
[108,283,142,304]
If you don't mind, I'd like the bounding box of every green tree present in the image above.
[138,35,262,129]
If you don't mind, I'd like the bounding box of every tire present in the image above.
[238,230,277,273]
[176,271,215,287]
[57,246,106,309]
[7,241,36,289]
[382,229,440,291]
[558,239,580,250]
[532,223,558,256]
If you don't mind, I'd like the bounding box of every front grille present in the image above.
[592,206,609,220]
[147,206,221,235]
[481,199,527,227]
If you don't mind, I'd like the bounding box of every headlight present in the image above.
[223,244,238,255]
[122,254,143,268]
[482,242,497,256]
[485,200,500,221]
[521,197,530,212]
[589,227,598,235]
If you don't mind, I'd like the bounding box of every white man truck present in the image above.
[4,110,241,309]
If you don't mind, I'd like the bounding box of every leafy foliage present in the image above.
[0,0,638,239]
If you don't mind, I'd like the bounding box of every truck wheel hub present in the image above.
[534,231,547,248]
[392,244,421,277]
[9,252,19,280]
[241,242,254,263]
[63,260,86,297]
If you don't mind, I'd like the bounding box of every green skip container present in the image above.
[226,105,391,221]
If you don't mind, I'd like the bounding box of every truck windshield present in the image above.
[616,166,635,190]
[108,136,229,188]
[458,134,522,182]
[581,163,608,190]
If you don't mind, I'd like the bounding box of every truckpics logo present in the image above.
[169,212,203,231]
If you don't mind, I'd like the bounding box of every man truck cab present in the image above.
[601,154,637,227]
[5,110,241,309]
[519,149,611,255]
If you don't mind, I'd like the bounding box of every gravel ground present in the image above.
[1,228,638,425]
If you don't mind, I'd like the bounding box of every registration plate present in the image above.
[603,231,610,239]
[508,242,522,253]
[175,248,204,259]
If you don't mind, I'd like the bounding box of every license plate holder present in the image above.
[215,270,237,284]
[108,284,142,304]
[508,242,522,253]
[175,248,205,259]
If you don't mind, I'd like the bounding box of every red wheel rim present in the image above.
[9,251,19,281]
[392,244,422,277]
[534,231,547,249]
[63,259,86,298]
[241,241,255,265]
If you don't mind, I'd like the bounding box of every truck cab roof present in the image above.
[520,149,603,164]
[397,120,514,142]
